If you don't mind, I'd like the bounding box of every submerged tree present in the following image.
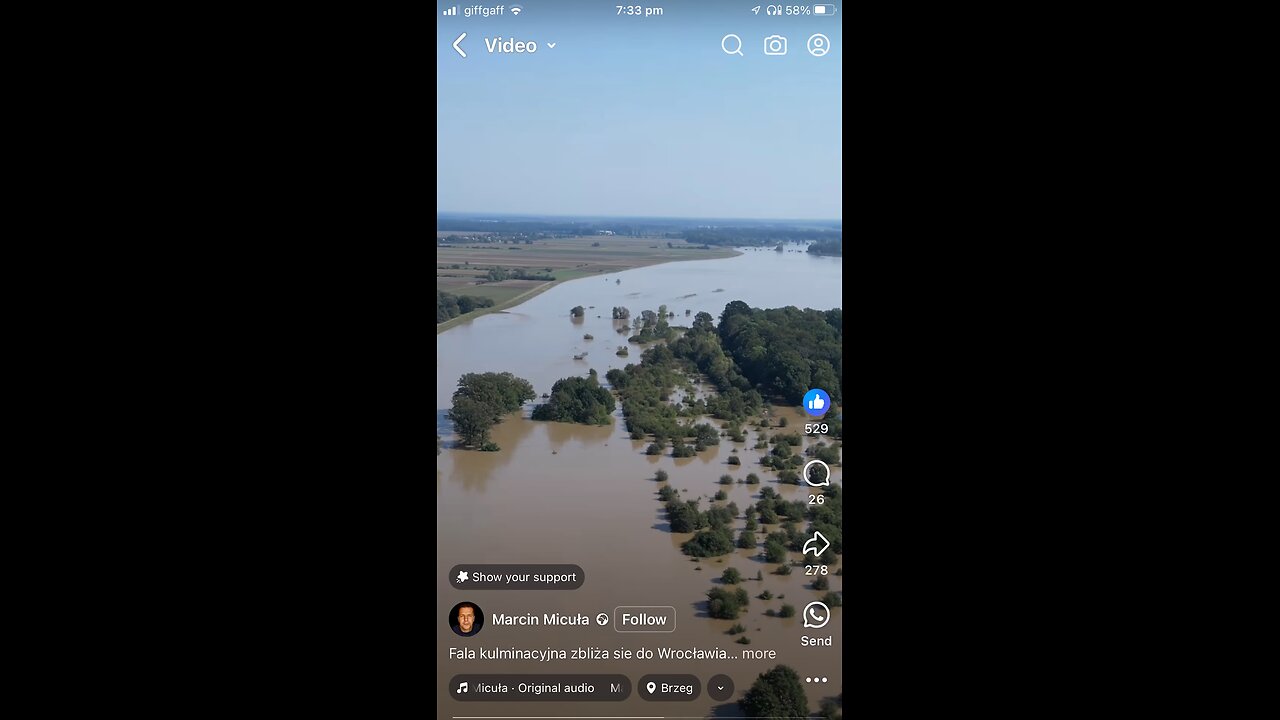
[741,666,808,718]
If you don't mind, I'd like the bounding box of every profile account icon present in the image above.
[803,388,831,417]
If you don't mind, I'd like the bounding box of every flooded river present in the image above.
[436,247,843,717]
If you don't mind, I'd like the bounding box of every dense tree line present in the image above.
[531,375,616,425]
[716,301,842,404]
[485,267,554,282]
[683,227,841,247]
[437,290,495,323]
[607,301,841,450]
[807,239,842,256]
[446,372,536,450]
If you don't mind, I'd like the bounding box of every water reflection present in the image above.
[544,417,614,453]
[444,411,534,493]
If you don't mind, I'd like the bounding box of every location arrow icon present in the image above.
[453,32,467,58]
[803,530,830,557]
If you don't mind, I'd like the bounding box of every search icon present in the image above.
[721,33,743,56]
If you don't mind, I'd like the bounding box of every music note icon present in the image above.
[457,681,468,694]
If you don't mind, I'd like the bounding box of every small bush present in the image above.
[727,623,746,635]
[646,443,662,455]
[655,469,669,482]
[813,576,829,591]
[721,568,742,584]
[719,474,734,485]
[822,591,842,607]
[779,603,795,618]
[735,636,751,644]
[714,490,728,501]
[774,564,792,576]
[480,442,500,452]
[759,589,773,600]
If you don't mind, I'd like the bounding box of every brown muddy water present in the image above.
[437,248,843,718]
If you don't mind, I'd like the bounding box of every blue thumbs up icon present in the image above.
[803,388,831,417]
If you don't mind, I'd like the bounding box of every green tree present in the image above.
[682,527,735,556]
[779,603,796,617]
[737,529,756,549]
[693,422,720,446]
[721,567,742,584]
[764,538,787,563]
[668,499,705,533]
[707,586,750,619]
[741,665,808,718]
[454,372,536,414]
[571,305,585,317]
[448,396,498,448]
[655,469,668,482]
[532,375,617,425]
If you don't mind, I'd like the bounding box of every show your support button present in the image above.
[449,564,585,590]
[613,606,676,632]
[449,674,631,702]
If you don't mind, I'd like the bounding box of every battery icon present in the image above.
[814,4,836,14]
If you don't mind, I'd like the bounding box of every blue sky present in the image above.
[437,0,842,220]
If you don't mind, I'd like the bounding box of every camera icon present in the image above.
[763,34,787,56]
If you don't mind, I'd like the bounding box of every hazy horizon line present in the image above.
[437,210,841,224]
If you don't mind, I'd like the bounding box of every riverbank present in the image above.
[437,239,740,334]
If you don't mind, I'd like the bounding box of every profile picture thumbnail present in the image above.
[450,601,484,637]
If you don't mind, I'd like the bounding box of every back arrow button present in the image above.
[453,32,467,58]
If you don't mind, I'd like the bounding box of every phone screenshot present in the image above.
[437,2,841,717]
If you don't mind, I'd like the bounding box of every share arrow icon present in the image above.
[803,531,830,557]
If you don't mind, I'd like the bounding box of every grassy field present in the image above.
[436,236,738,333]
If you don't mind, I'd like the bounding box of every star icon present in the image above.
[456,571,469,583]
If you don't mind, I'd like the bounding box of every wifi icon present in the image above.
[510,5,523,15]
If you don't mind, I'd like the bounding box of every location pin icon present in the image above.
[646,681,656,694]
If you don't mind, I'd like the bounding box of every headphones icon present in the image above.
[767,5,780,15]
